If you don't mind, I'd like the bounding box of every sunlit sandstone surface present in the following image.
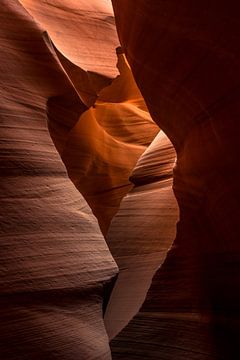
[1,0,240,359]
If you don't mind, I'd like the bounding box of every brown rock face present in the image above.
[0,1,118,359]
[1,0,240,359]
[57,51,159,235]
[104,131,178,339]
[111,1,240,359]
[1,0,160,358]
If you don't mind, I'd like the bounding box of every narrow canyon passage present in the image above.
[17,2,179,348]
[1,1,240,359]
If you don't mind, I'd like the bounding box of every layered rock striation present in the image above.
[111,1,240,359]
[1,0,240,359]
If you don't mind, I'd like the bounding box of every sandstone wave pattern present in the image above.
[1,1,240,359]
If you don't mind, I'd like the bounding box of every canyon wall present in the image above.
[1,1,240,359]
[0,1,118,358]
[111,1,240,359]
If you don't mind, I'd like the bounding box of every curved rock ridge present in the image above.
[111,1,240,359]
[2,0,238,359]
[1,1,162,358]
[48,48,159,235]
[51,46,112,108]
[130,130,176,186]
[20,1,159,237]
[0,1,118,359]
[19,0,119,78]
[105,131,178,339]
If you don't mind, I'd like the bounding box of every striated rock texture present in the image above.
[0,1,119,359]
[19,1,159,236]
[19,0,119,78]
[1,0,240,359]
[0,0,160,358]
[105,131,179,339]
[55,51,159,235]
[111,1,240,359]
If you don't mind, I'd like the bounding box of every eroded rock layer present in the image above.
[19,0,119,78]
[111,1,240,359]
[1,0,240,359]
[0,1,118,359]
[58,51,159,235]
[105,131,178,339]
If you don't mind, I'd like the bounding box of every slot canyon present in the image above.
[0,1,240,359]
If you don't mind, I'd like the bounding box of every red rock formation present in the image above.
[0,0,160,358]
[19,1,159,236]
[111,1,240,359]
[105,131,178,339]
[57,51,159,235]
[0,1,118,358]
[19,0,119,78]
[1,0,240,359]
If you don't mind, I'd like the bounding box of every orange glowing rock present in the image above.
[1,0,240,359]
